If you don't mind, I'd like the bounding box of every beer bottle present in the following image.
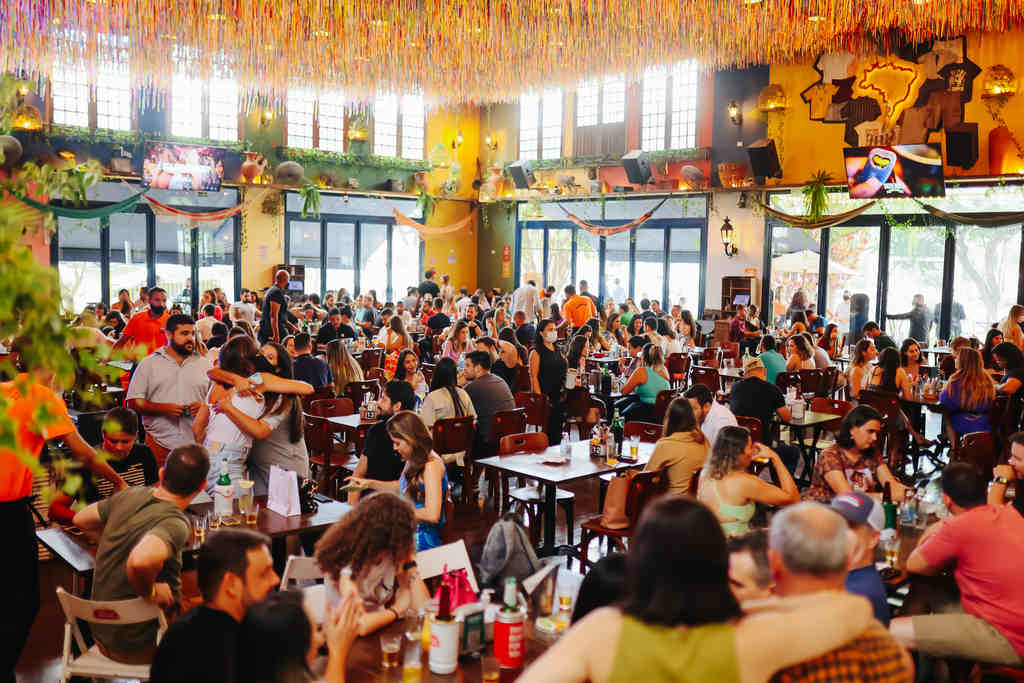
[610,410,624,453]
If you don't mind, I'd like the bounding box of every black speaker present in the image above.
[507,160,535,189]
[946,123,978,169]
[621,149,652,185]
[747,139,782,180]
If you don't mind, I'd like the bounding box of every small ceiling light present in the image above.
[808,14,824,21]
[727,100,742,125]
[17,84,29,97]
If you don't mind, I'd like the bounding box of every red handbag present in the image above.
[432,564,477,608]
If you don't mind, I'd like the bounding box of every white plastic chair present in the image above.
[281,554,325,589]
[415,540,479,594]
[56,586,167,682]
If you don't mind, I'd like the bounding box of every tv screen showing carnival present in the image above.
[142,142,226,192]
[843,143,945,199]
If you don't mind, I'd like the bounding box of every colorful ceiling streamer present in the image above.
[3,1,1024,107]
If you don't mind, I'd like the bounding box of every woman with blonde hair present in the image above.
[233,319,256,339]
[615,343,670,422]
[347,411,450,551]
[383,314,414,353]
[939,347,996,442]
[785,334,816,372]
[1000,304,1024,349]
[326,338,364,397]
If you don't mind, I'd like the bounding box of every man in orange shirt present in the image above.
[562,284,597,333]
[1,367,127,679]
[114,286,170,357]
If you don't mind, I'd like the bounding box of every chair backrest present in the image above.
[344,380,381,407]
[432,416,476,456]
[666,353,690,387]
[858,389,904,429]
[491,408,527,445]
[653,389,676,424]
[799,369,825,395]
[809,397,853,431]
[514,392,551,433]
[365,367,386,382]
[624,469,667,523]
[819,366,840,396]
[309,397,355,418]
[358,348,383,374]
[303,414,333,464]
[301,385,335,411]
[721,341,740,361]
[623,421,662,443]
[415,540,479,593]
[775,371,801,394]
[735,415,763,445]
[421,362,436,385]
[691,366,720,392]
[56,586,168,656]
[565,387,592,420]
[512,364,532,393]
[281,555,324,589]
[499,431,550,455]
[956,431,998,477]
[688,467,702,496]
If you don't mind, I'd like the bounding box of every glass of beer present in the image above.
[208,512,221,530]
[192,513,207,544]
[246,502,260,525]
[238,479,255,521]
[881,533,900,568]
[481,655,500,683]
[402,633,422,681]
[380,633,402,668]
[628,436,639,461]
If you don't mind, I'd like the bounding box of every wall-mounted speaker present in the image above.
[621,149,652,185]
[507,160,536,189]
[747,139,782,180]
[946,123,979,169]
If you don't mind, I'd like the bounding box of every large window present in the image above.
[319,94,346,152]
[108,213,147,304]
[546,228,573,294]
[51,65,90,127]
[634,229,666,302]
[575,231,600,294]
[95,63,132,131]
[519,90,563,161]
[641,61,700,151]
[519,229,544,286]
[58,218,102,313]
[171,74,203,138]
[575,77,625,128]
[953,225,1023,340]
[171,73,238,141]
[208,77,239,141]
[285,193,422,301]
[198,219,236,303]
[768,224,821,327]
[885,224,947,345]
[286,88,316,148]
[669,227,702,312]
[373,95,425,159]
[827,225,880,337]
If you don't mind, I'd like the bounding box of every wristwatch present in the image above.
[994,476,1011,486]
[250,372,263,386]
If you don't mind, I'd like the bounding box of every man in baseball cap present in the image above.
[831,491,890,625]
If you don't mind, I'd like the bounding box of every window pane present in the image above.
[769,225,820,327]
[373,96,398,157]
[641,70,668,151]
[52,65,90,127]
[172,74,203,138]
[108,213,148,304]
[390,224,421,302]
[953,225,1021,341]
[575,230,600,297]
[326,222,355,296]
[575,82,599,127]
[885,225,946,345]
[96,64,132,131]
[400,95,425,160]
[154,218,193,315]
[290,220,322,297]
[208,77,238,141]
[319,93,345,152]
[287,87,315,148]
[634,229,665,304]
[669,228,701,312]
[519,229,544,286]
[602,77,625,124]
[198,219,235,303]
[58,218,101,313]
[605,232,631,301]
[670,60,699,149]
[826,225,879,340]
[359,223,388,299]
[518,95,539,161]
[541,90,563,159]
[546,228,572,295]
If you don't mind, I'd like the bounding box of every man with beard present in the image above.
[128,314,212,466]
[114,286,170,357]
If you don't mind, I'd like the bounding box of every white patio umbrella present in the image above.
[773,249,857,276]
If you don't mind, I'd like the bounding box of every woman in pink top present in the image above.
[440,321,472,362]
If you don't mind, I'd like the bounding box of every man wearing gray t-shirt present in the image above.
[462,350,515,463]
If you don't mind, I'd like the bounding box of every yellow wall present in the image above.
[422,104,480,291]
[770,30,1024,184]
[240,187,285,291]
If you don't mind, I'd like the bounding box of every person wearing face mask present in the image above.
[114,287,171,357]
[127,314,212,466]
[530,318,568,445]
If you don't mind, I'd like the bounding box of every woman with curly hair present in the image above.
[347,411,449,551]
[315,492,430,635]
[696,425,798,537]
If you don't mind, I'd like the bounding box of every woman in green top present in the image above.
[697,426,799,537]
[518,497,874,683]
[615,343,670,422]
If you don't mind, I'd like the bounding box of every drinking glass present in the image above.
[380,632,402,668]
[881,532,900,568]
[208,512,222,530]
[628,436,639,461]
[238,479,254,520]
[246,503,260,525]
[192,513,207,544]
[481,656,500,683]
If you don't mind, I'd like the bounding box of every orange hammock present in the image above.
[758,200,878,230]
[555,196,671,236]
[387,200,477,238]
[144,195,250,225]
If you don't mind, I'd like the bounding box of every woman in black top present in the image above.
[983,328,1004,370]
[993,341,1024,396]
[530,318,568,445]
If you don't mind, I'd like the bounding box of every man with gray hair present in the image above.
[767,502,913,682]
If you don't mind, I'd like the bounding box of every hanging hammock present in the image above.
[144,195,250,224]
[386,199,477,238]
[17,191,146,220]
[758,199,878,230]
[555,196,671,236]
[913,200,1024,227]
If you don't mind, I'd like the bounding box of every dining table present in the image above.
[774,409,843,483]
[476,440,654,557]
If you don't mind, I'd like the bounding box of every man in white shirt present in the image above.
[455,288,473,319]
[229,291,258,324]
[510,280,543,325]
[195,304,219,342]
[684,384,737,448]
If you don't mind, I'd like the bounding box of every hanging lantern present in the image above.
[757,84,788,112]
[981,65,1018,99]
[11,103,43,131]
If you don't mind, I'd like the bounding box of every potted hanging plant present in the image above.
[802,170,832,223]
[299,181,321,218]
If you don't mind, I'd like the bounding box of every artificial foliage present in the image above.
[277,147,429,172]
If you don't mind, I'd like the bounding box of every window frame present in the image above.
[639,61,700,152]
[169,75,241,141]
[371,95,426,160]
[519,90,564,161]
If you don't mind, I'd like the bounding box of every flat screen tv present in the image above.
[843,143,945,199]
[142,142,226,192]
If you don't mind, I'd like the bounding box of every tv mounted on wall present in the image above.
[843,143,945,199]
[142,141,226,192]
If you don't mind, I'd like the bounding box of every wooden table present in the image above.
[476,440,654,556]
[36,526,97,595]
[719,367,744,383]
[775,409,842,483]
[326,413,375,430]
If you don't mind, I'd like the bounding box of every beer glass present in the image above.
[380,633,402,668]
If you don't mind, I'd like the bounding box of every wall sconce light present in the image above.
[721,217,738,257]
[484,132,498,152]
[728,100,742,125]
[259,109,275,127]
[452,129,464,150]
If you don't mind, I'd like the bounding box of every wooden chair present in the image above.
[500,432,577,546]
[805,397,852,448]
[308,397,355,418]
[305,414,358,495]
[735,415,763,446]
[565,387,594,439]
[421,362,436,385]
[819,366,840,397]
[514,392,550,433]
[775,371,801,394]
[653,389,676,424]
[798,369,825,396]
[432,416,477,504]
[623,421,662,443]
[365,367,386,382]
[666,352,690,389]
[301,385,335,411]
[690,366,720,392]
[483,408,528,510]
[720,342,740,364]
[512,365,532,393]
[954,431,998,479]
[343,380,381,408]
[358,348,383,375]
[857,389,909,473]
[576,469,667,571]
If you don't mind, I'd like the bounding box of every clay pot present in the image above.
[275,160,304,187]
[0,135,23,169]
[241,152,261,182]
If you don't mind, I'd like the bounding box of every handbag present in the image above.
[600,471,635,529]
[432,564,478,608]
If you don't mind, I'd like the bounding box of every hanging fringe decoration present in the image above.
[913,200,1024,227]
[556,196,671,236]
[758,199,878,230]
[387,199,477,238]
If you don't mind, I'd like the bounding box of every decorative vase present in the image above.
[0,135,23,169]
[275,160,304,187]
[241,152,261,183]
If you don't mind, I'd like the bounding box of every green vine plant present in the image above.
[278,146,428,172]
[802,170,833,223]
[299,182,322,218]
[417,186,435,222]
